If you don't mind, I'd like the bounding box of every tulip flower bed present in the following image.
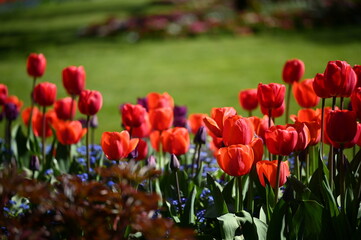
[1,53,361,239]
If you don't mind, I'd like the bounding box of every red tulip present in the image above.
[256,160,290,188]
[22,106,40,127]
[150,130,161,152]
[62,66,86,96]
[33,82,57,107]
[54,120,86,145]
[216,144,254,177]
[135,139,148,160]
[161,127,190,155]
[78,90,103,116]
[222,115,254,146]
[354,65,361,88]
[326,110,357,144]
[290,108,321,123]
[313,73,331,98]
[188,113,208,134]
[0,84,8,105]
[239,89,258,111]
[265,125,298,156]
[249,115,273,141]
[128,114,151,138]
[203,107,237,138]
[121,103,147,128]
[293,78,320,108]
[351,87,361,120]
[257,83,286,109]
[250,137,264,164]
[149,107,173,131]
[101,131,139,160]
[147,92,174,110]
[331,122,361,149]
[260,100,285,118]
[287,122,311,151]
[282,59,305,84]
[26,53,46,78]
[54,97,76,120]
[32,109,58,138]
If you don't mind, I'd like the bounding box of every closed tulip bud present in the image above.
[161,127,190,155]
[293,79,320,108]
[326,110,357,144]
[257,83,286,109]
[194,126,207,145]
[203,107,237,138]
[147,92,174,110]
[26,53,46,78]
[101,131,139,161]
[149,107,173,131]
[216,144,254,177]
[137,97,148,111]
[78,90,103,116]
[222,115,254,146]
[54,97,76,120]
[282,59,305,84]
[54,120,86,145]
[256,160,290,188]
[33,82,57,107]
[29,155,40,171]
[265,125,298,156]
[62,66,86,96]
[170,154,180,172]
[90,115,98,128]
[0,84,8,105]
[146,155,157,168]
[354,65,361,88]
[121,103,147,128]
[239,89,258,111]
[4,103,19,121]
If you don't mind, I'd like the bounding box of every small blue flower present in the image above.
[45,169,53,175]
[77,173,88,182]
[3,207,10,213]
[8,200,16,205]
[107,181,115,187]
[90,156,96,165]
[19,203,30,210]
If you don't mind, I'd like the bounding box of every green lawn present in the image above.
[1,0,361,141]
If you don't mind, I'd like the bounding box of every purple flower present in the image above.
[4,103,19,121]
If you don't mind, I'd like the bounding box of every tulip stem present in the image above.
[329,145,335,191]
[295,154,300,181]
[285,83,291,124]
[175,171,182,215]
[332,96,336,110]
[268,109,273,161]
[248,111,252,117]
[86,115,91,174]
[4,118,12,165]
[247,169,254,214]
[305,147,310,184]
[196,144,202,172]
[274,155,284,206]
[340,97,344,110]
[41,106,46,164]
[320,98,325,159]
[340,145,345,213]
[70,94,75,121]
[27,77,37,138]
[235,176,243,212]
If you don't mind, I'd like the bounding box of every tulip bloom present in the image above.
[121,103,147,128]
[203,107,237,138]
[256,160,290,188]
[216,144,254,177]
[0,84,8,105]
[290,108,321,123]
[62,66,86,96]
[222,115,254,146]
[161,127,190,155]
[101,131,139,160]
[150,130,161,152]
[54,97,76,120]
[128,114,151,138]
[54,120,86,145]
[149,107,173,131]
[257,83,286,109]
[239,89,258,111]
[265,125,298,156]
[32,110,58,138]
[173,105,188,128]
[293,79,320,108]
[33,82,57,107]
[188,113,208,134]
[313,73,332,99]
[249,115,273,141]
[250,137,263,164]
[351,87,361,120]
[26,53,46,78]
[260,100,285,118]
[22,106,40,127]
[78,90,103,116]
[326,110,357,144]
[147,92,174,110]
[354,65,361,88]
[135,139,148,160]
[287,122,311,152]
[282,59,305,84]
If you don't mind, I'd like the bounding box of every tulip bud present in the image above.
[239,89,258,111]
[282,59,305,84]
[170,154,180,172]
[78,90,103,116]
[62,66,86,96]
[0,84,8,105]
[146,155,157,168]
[173,105,188,128]
[33,82,57,107]
[90,115,98,128]
[194,126,207,145]
[54,97,76,120]
[4,103,19,121]
[29,155,40,171]
[26,53,46,78]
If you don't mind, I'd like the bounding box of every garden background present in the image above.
[1,0,361,142]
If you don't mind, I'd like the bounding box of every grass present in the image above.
[1,0,361,141]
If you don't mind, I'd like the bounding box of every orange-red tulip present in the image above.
[203,107,237,138]
[127,113,151,138]
[250,137,263,164]
[62,66,86,96]
[293,78,320,108]
[0,84,8,105]
[161,127,190,155]
[265,125,298,156]
[249,115,273,141]
[239,89,258,111]
[54,120,86,145]
[188,113,208,134]
[33,82,57,107]
[257,83,285,109]
[150,130,161,152]
[26,53,46,78]
[149,107,173,131]
[282,59,305,84]
[135,139,148,160]
[121,103,147,128]
[54,97,76,120]
[101,131,139,160]
[78,90,103,116]
[256,160,290,188]
[33,110,58,138]
[290,108,321,123]
[326,109,357,145]
[22,106,40,127]
[147,92,174,110]
[287,122,311,151]
[222,115,254,146]
[216,144,254,177]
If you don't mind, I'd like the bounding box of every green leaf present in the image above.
[165,201,180,223]
[181,186,197,225]
[266,199,287,240]
[238,211,267,240]
[217,213,241,240]
[194,161,204,187]
[206,173,228,217]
